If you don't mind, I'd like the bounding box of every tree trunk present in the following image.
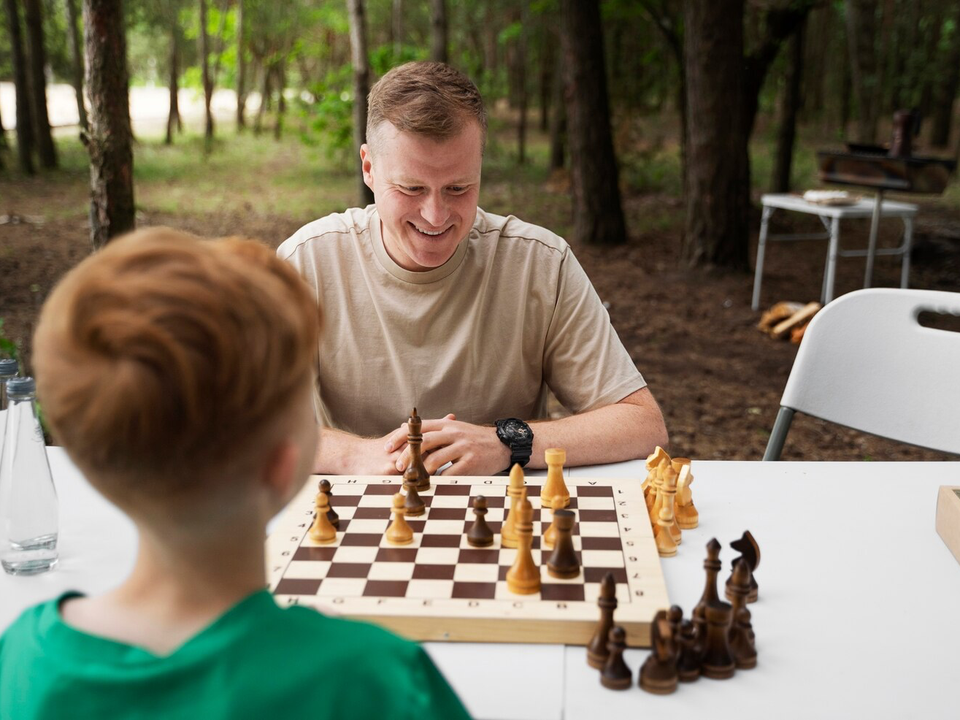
[772,18,805,193]
[236,0,246,131]
[82,0,135,249]
[199,0,214,147]
[0,99,6,155]
[254,61,268,136]
[393,0,402,56]
[681,0,749,269]
[548,47,565,171]
[273,62,285,140]
[931,6,960,147]
[24,0,57,168]
[539,23,554,133]
[559,0,625,245]
[346,0,375,206]
[430,0,448,64]
[64,0,88,133]
[846,0,880,144]
[165,29,180,145]
[4,0,35,174]
[515,2,527,164]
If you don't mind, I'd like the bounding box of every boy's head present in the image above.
[33,228,321,516]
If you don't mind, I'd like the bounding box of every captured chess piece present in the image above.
[506,496,540,594]
[542,494,564,549]
[466,496,494,547]
[726,559,758,669]
[385,493,414,546]
[659,463,682,545]
[639,611,678,694]
[546,510,579,579]
[500,464,526,549]
[642,446,670,499]
[655,504,678,558]
[726,530,760,603]
[674,460,699,529]
[309,489,337,544]
[403,408,431,491]
[693,538,722,642]
[402,476,426,517]
[701,601,736,680]
[587,572,618,669]
[318,479,339,529]
[647,460,665,517]
[540,448,570,509]
[676,619,702,682]
[600,626,633,690]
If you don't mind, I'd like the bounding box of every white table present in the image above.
[3,449,959,720]
[752,193,918,310]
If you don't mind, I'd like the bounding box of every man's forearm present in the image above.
[314,426,400,476]
[526,388,668,469]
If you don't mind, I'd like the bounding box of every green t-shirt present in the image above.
[0,591,471,720]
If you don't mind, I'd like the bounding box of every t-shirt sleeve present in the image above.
[541,248,646,413]
[405,646,472,719]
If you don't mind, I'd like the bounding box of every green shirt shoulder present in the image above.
[0,591,471,720]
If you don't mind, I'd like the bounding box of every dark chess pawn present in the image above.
[318,479,339,529]
[600,626,633,690]
[701,601,736,680]
[466,496,494,547]
[676,619,702,682]
[403,477,426,517]
[639,611,678,695]
[546,510,579,579]
[727,558,758,669]
[587,573,617,669]
[726,530,760,603]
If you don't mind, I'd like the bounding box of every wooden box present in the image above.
[936,486,960,567]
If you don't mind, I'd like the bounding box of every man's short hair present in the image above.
[33,228,321,500]
[366,61,487,152]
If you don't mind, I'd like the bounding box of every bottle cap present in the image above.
[0,358,17,378]
[6,377,36,400]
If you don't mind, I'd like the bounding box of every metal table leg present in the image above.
[864,189,884,288]
[752,205,774,311]
[824,216,841,304]
[900,216,913,289]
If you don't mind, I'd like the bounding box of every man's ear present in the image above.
[360,144,375,191]
[263,439,301,500]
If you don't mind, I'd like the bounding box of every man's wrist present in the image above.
[495,418,534,470]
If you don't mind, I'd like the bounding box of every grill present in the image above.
[815,110,957,286]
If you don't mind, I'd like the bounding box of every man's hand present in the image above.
[387,413,511,476]
[316,427,405,475]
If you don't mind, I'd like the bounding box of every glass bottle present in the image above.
[0,358,17,411]
[0,377,59,575]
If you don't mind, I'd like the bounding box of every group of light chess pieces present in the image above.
[643,446,699,557]
[589,531,760,695]
[306,409,580,595]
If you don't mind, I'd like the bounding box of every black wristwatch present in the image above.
[495,418,534,470]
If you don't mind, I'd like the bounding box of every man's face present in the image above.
[361,121,483,272]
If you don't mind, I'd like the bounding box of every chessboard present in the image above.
[267,474,669,647]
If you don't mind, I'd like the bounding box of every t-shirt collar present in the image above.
[370,208,471,284]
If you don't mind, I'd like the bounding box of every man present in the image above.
[278,61,667,476]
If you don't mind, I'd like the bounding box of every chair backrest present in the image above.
[779,288,960,455]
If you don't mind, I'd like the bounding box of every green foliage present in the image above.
[0,319,20,367]
[368,43,427,77]
[298,65,355,168]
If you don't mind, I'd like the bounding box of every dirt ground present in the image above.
[2,167,958,462]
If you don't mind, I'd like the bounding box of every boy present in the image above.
[0,228,470,719]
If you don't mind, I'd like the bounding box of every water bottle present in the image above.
[0,358,17,411]
[0,377,59,575]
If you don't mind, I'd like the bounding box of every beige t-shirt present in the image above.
[277,206,645,437]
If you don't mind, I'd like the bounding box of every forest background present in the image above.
[1,0,959,462]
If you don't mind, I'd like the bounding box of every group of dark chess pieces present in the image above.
[308,409,580,593]
[590,531,760,695]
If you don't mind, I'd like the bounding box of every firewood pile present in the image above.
[757,301,822,344]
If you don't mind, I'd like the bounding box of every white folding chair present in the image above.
[764,288,960,460]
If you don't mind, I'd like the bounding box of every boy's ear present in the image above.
[263,439,301,499]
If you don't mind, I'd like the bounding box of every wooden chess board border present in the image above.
[267,475,669,647]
